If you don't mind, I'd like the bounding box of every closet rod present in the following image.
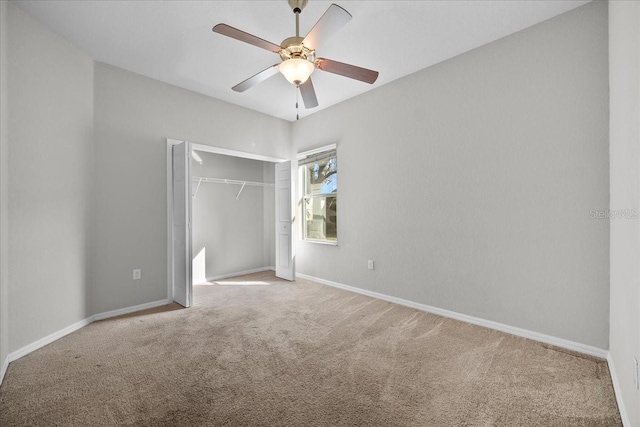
[191,176,275,188]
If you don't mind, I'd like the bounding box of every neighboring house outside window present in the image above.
[298,145,337,244]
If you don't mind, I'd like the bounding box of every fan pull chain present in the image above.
[296,86,299,120]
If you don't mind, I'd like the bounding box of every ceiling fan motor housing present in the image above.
[279,37,315,62]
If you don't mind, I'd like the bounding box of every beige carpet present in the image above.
[0,271,621,426]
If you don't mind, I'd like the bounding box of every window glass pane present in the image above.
[300,151,337,243]
[304,196,337,241]
[305,157,337,196]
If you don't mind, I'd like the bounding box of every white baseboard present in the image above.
[0,298,172,386]
[0,354,8,386]
[607,353,630,427]
[203,266,274,283]
[92,298,172,322]
[296,273,608,359]
[7,316,93,364]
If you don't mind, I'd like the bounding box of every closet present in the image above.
[190,150,275,285]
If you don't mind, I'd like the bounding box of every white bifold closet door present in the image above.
[275,161,294,281]
[172,141,192,307]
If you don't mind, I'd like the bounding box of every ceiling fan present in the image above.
[212,0,379,115]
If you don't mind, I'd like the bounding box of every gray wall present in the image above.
[6,3,94,352]
[192,151,275,280]
[291,1,609,349]
[609,1,640,424]
[92,63,289,314]
[0,0,9,370]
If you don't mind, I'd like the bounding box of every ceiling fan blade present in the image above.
[302,4,352,51]
[299,77,319,109]
[316,58,379,84]
[232,64,281,92]
[212,24,282,53]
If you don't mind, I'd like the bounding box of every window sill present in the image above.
[301,239,338,246]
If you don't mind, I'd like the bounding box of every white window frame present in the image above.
[297,144,338,246]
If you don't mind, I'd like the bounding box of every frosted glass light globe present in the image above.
[279,58,315,85]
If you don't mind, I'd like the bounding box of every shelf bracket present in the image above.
[235,181,247,200]
[193,177,203,199]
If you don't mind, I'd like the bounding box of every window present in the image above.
[298,146,337,244]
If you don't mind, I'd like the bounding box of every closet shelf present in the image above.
[192,176,275,200]
[192,176,275,187]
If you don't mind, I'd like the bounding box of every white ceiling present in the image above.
[13,0,590,122]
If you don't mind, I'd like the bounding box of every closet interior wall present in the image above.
[192,151,275,283]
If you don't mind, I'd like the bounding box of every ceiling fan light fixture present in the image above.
[279,58,315,86]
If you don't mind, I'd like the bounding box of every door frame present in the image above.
[166,138,289,303]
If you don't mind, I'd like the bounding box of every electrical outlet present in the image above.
[133,269,141,280]
[634,357,639,390]
[368,260,374,270]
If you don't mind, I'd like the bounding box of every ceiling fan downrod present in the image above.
[288,0,307,37]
